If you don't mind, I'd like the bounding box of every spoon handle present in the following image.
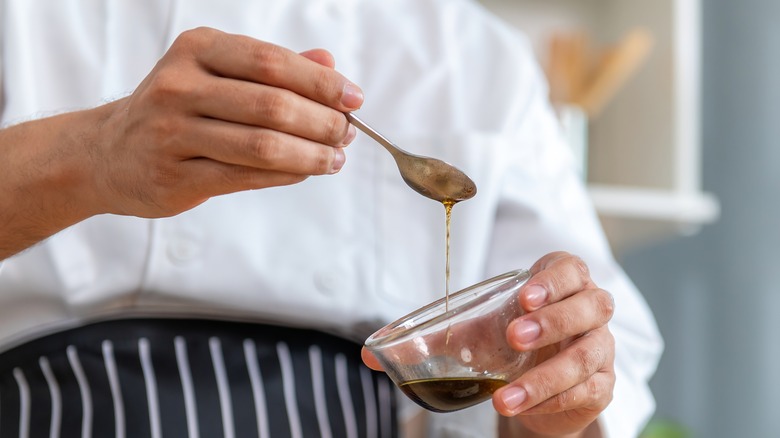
[345,113,406,157]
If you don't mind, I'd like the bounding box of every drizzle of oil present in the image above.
[443,199,455,312]
[442,199,457,353]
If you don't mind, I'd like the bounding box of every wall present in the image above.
[621,0,780,436]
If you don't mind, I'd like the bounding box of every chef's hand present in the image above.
[493,251,615,438]
[360,252,615,437]
[89,27,361,217]
[0,27,361,259]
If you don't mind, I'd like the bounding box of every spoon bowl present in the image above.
[345,113,477,203]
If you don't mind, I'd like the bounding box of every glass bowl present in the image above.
[364,269,537,413]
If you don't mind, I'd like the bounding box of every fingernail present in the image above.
[330,148,346,173]
[501,386,527,411]
[524,285,547,309]
[512,319,540,344]
[341,82,364,108]
[341,124,357,146]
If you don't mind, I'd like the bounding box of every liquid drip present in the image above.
[399,377,508,413]
[443,200,455,312]
[442,200,456,353]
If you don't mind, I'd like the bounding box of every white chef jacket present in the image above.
[0,0,663,436]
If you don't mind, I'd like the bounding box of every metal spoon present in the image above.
[345,113,477,203]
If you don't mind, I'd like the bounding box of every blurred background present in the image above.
[479,0,779,436]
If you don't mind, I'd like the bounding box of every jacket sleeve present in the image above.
[1,2,5,278]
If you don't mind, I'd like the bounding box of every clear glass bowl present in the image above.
[364,269,537,413]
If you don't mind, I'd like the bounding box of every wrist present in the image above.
[499,416,602,438]
[25,108,108,219]
[0,106,110,257]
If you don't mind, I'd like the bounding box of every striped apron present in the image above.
[0,318,398,438]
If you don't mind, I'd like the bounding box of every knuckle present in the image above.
[170,30,195,52]
[252,43,286,82]
[602,368,616,392]
[176,28,201,45]
[311,68,337,101]
[255,92,294,128]
[569,254,590,279]
[147,116,183,148]
[549,389,572,412]
[527,372,557,403]
[146,69,189,105]
[600,390,614,411]
[215,164,244,190]
[537,251,569,271]
[312,147,334,174]
[546,272,565,298]
[551,308,578,335]
[595,290,616,321]
[323,112,348,145]
[586,378,600,403]
[587,373,613,410]
[172,27,214,53]
[226,165,256,188]
[603,328,616,353]
[246,130,282,166]
[571,344,604,375]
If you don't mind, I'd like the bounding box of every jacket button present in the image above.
[167,238,200,264]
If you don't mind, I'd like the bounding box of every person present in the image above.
[0,0,663,437]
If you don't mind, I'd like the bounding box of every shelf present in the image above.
[587,184,719,255]
[479,0,720,254]
[588,184,719,223]
[586,184,719,255]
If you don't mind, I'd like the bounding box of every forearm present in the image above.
[0,106,108,260]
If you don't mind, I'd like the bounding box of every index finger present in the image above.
[179,27,364,111]
[520,252,596,311]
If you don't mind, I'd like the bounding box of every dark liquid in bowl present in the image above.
[399,377,507,412]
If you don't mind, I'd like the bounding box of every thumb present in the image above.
[361,347,384,371]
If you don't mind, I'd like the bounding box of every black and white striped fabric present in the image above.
[0,318,397,438]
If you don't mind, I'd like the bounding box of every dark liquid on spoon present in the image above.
[399,377,508,413]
